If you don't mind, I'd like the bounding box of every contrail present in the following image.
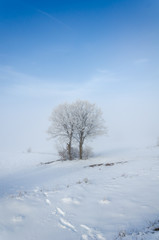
[38,9,72,30]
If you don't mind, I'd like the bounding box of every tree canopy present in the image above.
[48,100,106,160]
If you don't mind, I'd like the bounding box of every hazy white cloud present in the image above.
[134,58,150,64]
[0,65,39,84]
[0,66,117,101]
[96,68,110,74]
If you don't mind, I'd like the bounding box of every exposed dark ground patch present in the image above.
[86,161,128,168]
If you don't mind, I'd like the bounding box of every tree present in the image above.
[48,103,75,160]
[48,100,106,160]
[72,100,106,159]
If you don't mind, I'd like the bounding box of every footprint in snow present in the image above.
[53,206,77,233]
[82,234,89,240]
[12,215,25,223]
[46,199,51,205]
[99,198,110,205]
[56,207,65,216]
[52,207,66,217]
[43,191,49,197]
[59,218,76,232]
[62,197,80,205]
[81,224,105,240]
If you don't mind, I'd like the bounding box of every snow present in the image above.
[0,147,159,239]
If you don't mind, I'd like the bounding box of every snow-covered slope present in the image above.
[0,147,159,240]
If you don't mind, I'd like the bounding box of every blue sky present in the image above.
[0,0,159,151]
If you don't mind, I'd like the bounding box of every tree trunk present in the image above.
[67,130,73,160]
[67,142,72,160]
[79,132,84,160]
[79,141,83,159]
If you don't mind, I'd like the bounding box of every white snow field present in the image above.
[0,147,159,240]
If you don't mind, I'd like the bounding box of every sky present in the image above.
[0,0,159,152]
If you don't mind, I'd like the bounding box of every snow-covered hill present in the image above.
[0,147,159,240]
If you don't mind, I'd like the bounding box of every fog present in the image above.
[0,75,158,153]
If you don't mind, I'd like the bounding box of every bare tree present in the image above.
[48,103,75,160]
[48,100,106,160]
[72,100,106,159]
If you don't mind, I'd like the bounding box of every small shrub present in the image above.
[82,146,93,159]
[57,145,93,160]
[57,146,78,160]
[83,178,88,183]
[58,147,68,160]
[27,147,32,153]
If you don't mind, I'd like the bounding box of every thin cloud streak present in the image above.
[134,58,150,64]
[0,66,119,99]
[37,9,72,30]
[96,69,110,74]
[0,65,40,85]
